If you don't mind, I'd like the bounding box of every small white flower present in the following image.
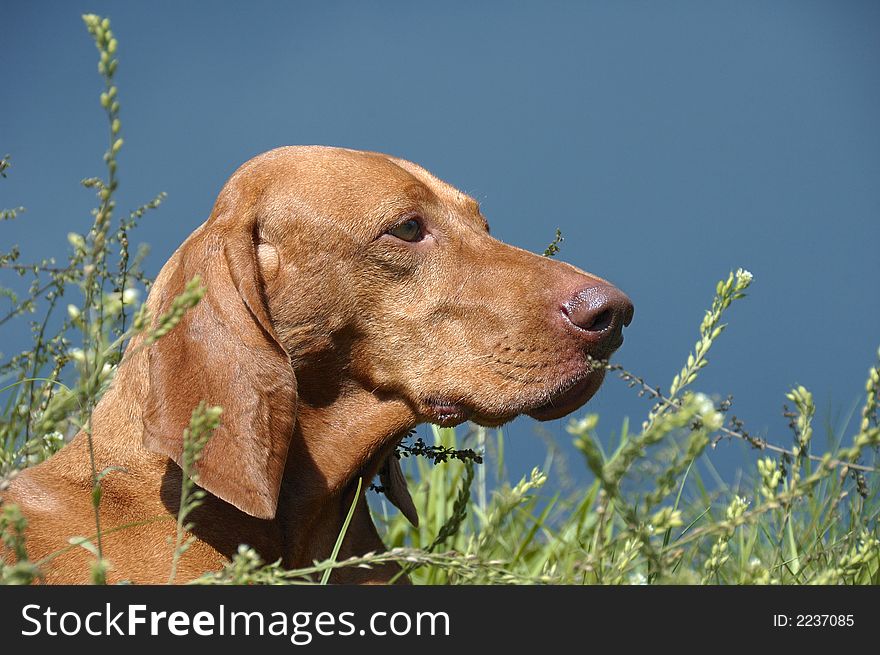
[735,268,753,286]
[693,393,714,415]
[67,232,85,250]
[571,414,599,433]
[693,393,723,431]
[122,288,139,305]
[43,430,63,444]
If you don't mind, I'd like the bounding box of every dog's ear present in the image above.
[142,210,296,520]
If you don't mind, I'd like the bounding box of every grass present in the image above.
[1,14,878,585]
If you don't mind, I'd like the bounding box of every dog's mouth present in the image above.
[525,369,606,422]
[423,398,473,427]
[422,365,607,427]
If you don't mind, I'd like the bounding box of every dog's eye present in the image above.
[387,218,424,243]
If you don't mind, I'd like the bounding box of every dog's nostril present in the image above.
[584,309,613,333]
[563,284,634,338]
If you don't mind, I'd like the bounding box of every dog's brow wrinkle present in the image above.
[403,182,435,203]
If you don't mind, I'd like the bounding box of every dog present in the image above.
[1,146,633,583]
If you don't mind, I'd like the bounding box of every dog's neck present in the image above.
[275,382,414,570]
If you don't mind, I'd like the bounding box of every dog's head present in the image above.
[142,146,633,521]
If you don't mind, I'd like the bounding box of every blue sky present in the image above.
[3,1,879,489]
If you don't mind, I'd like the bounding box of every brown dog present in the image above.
[1,146,632,584]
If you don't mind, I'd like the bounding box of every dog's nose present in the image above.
[562,284,634,352]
